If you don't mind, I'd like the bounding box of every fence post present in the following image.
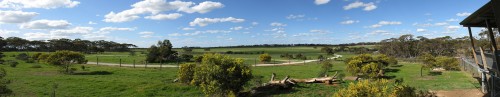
[160,60,163,69]
[254,58,257,67]
[133,60,136,68]
[145,61,148,68]
[119,59,122,67]
[97,56,99,65]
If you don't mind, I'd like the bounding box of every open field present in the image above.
[0,49,480,96]
[84,46,347,65]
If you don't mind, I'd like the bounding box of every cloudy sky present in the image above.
[0,0,490,47]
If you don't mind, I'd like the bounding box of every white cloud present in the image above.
[168,33,181,36]
[99,27,135,32]
[456,12,472,17]
[0,10,38,23]
[434,22,449,26]
[310,30,331,33]
[103,0,223,23]
[230,26,243,30]
[286,14,305,19]
[343,1,377,11]
[189,17,245,27]
[0,29,19,36]
[88,21,97,25]
[368,30,392,35]
[182,27,196,31]
[340,20,359,24]
[50,26,93,36]
[446,18,459,22]
[447,26,461,32]
[180,1,224,14]
[368,21,401,28]
[139,31,154,35]
[252,22,259,26]
[21,19,71,29]
[416,29,427,32]
[23,32,61,40]
[0,0,80,9]
[270,22,287,27]
[144,13,182,20]
[183,30,231,36]
[315,0,330,5]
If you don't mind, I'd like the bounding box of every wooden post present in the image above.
[133,60,135,68]
[119,59,122,67]
[486,19,500,72]
[468,27,480,66]
[255,58,257,67]
[160,60,162,69]
[480,47,489,70]
[96,56,99,65]
[145,61,147,68]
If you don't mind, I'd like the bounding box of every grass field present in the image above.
[0,47,480,96]
[84,46,340,65]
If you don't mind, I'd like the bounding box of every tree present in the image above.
[434,56,460,71]
[43,50,86,74]
[318,61,333,77]
[317,55,325,61]
[344,54,395,78]
[321,47,335,55]
[146,39,178,63]
[182,46,193,53]
[418,53,435,77]
[191,53,252,96]
[259,53,272,63]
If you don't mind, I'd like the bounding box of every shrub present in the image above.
[333,79,417,97]
[193,56,203,63]
[32,53,42,61]
[25,59,35,63]
[0,68,12,96]
[180,54,194,62]
[191,53,252,96]
[178,63,196,84]
[44,51,86,74]
[435,56,460,70]
[37,53,50,62]
[259,53,272,63]
[5,61,18,68]
[15,53,29,61]
[345,54,394,78]
[129,51,136,56]
[318,61,333,77]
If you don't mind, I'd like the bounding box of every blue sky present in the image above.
[0,0,490,47]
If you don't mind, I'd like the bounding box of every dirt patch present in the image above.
[434,89,484,97]
[343,76,357,81]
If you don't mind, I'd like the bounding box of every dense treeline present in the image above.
[0,37,137,53]
[378,34,469,58]
[210,42,378,48]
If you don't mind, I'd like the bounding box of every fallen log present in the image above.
[290,71,339,84]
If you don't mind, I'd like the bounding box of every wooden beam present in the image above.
[492,0,500,29]
[486,19,500,72]
[480,47,489,70]
[468,27,480,66]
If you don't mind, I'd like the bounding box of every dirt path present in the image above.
[434,89,484,97]
[86,56,340,68]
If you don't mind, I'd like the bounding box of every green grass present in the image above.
[385,62,480,90]
[0,48,482,96]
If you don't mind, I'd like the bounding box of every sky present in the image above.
[0,0,491,48]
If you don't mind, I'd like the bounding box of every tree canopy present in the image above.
[0,37,136,53]
[42,50,86,74]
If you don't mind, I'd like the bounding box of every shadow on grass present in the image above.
[384,68,400,73]
[390,64,403,67]
[428,71,442,76]
[73,71,113,75]
[380,75,396,79]
[242,86,299,97]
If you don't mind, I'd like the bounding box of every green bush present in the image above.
[191,53,252,96]
[5,61,18,68]
[259,53,272,63]
[43,51,86,74]
[435,56,460,71]
[15,53,29,61]
[345,54,395,78]
[333,79,418,97]
[318,61,333,77]
[178,63,196,84]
